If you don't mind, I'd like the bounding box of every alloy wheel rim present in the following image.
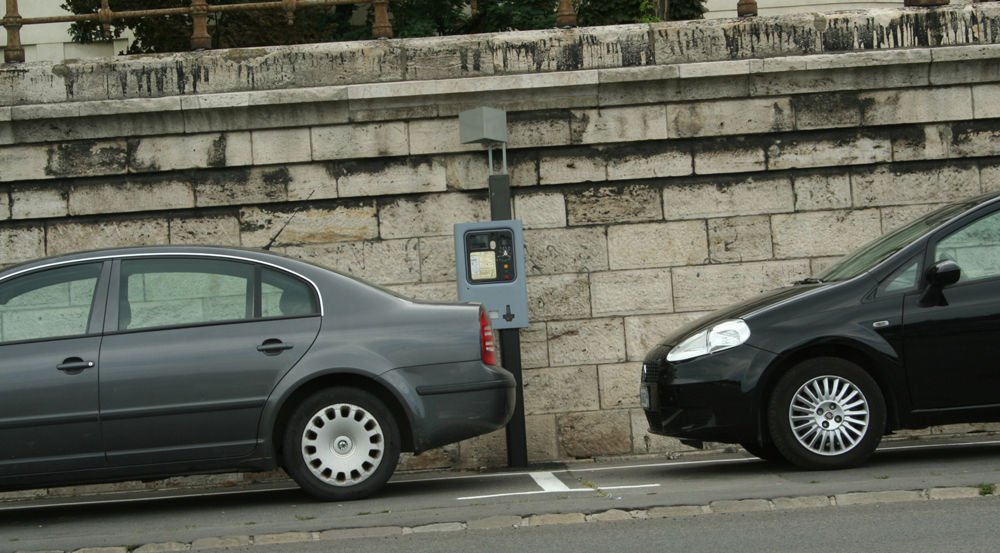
[301,403,384,487]
[788,375,870,456]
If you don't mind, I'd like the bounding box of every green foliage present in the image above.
[61,0,705,54]
[391,0,467,37]
[464,0,555,33]
[668,0,707,22]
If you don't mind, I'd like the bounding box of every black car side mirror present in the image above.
[926,259,961,288]
[920,259,961,307]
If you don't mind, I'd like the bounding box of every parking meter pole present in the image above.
[489,173,529,468]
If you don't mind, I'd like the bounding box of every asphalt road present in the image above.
[2,436,1000,552]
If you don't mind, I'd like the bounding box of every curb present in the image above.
[14,484,998,553]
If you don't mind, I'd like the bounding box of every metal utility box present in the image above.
[454,220,529,330]
[459,107,508,145]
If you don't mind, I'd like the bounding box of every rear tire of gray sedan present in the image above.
[767,358,885,470]
[283,388,401,501]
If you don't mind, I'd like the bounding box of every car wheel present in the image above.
[283,387,400,501]
[767,357,885,470]
[739,440,786,463]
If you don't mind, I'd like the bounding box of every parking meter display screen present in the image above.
[465,230,515,283]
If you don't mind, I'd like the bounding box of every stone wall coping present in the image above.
[8,43,1000,123]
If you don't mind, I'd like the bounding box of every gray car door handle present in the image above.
[57,358,95,372]
[257,340,293,354]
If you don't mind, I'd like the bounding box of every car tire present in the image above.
[739,440,786,463]
[767,357,885,470]
[283,387,400,501]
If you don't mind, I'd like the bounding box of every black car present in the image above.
[641,191,1000,469]
[0,246,515,500]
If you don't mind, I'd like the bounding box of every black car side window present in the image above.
[261,269,319,318]
[0,263,102,343]
[933,210,1000,284]
[120,258,253,331]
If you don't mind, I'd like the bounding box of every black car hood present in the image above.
[658,283,824,347]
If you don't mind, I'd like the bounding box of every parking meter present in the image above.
[454,220,530,330]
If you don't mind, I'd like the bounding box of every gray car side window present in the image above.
[261,268,319,318]
[120,258,253,331]
[0,263,102,343]
[879,258,920,295]
[933,210,1000,284]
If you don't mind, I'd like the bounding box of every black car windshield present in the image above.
[818,199,980,283]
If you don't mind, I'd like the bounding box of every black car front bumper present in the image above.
[641,343,777,445]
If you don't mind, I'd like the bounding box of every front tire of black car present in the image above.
[767,358,885,470]
[283,387,401,501]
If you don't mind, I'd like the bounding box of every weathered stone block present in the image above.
[70,178,195,216]
[169,215,241,246]
[751,60,930,97]
[598,363,642,409]
[539,148,608,185]
[47,219,169,256]
[791,92,861,130]
[490,25,652,74]
[508,113,574,149]
[664,177,794,220]
[513,192,567,229]
[385,282,457,303]
[607,221,708,270]
[630,408,688,454]
[519,323,550,369]
[624,312,710,361]
[892,124,953,162]
[523,366,600,415]
[131,133,252,172]
[339,158,447,198]
[528,274,592,321]
[285,163,339,201]
[810,255,844,277]
[194,167,289,207]
[312,122,409,160]
[880,204,944,234]
[983,163,1000,192]
[851,164,980,207]
[590,268,673,317]
[950,122,1000,158]
[860,86,974,126]
[418,235,456,283]
[240,203,378,247]
[605,142,692,181]
[408,118,481,156]
[557,409,632,458]
[548,318,627,366]
[0,189,8,220]
[446,152,538,190]
[524,227,609,275]
[566,184,663,226]
[379,193,488,239]
[252,128,312,166]
[0,225,45,263]
[526,414,559,462]
[673,260,810,311]
[708,215,773,263]
[693,140,766,175]
[571,106,668,145]
[772,209,882,259]
[794,173,852,211]
[457,429,507,469]
[289,238,420,285]
[669,98,793,138]
[0,140,128,182]
[768,134,891,170]
[973,83,1000,119]
[11,186,68,220]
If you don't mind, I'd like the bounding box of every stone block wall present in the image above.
[1,4,999,470]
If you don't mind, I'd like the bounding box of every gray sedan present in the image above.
[0,246,515,500]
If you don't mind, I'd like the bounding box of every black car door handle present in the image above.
[57,358,95,372]
[257,340,293,354]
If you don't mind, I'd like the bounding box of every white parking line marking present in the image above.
[458,484,660,501]
[530,471,571,492]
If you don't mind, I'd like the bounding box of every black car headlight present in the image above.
[666,319,751,362]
